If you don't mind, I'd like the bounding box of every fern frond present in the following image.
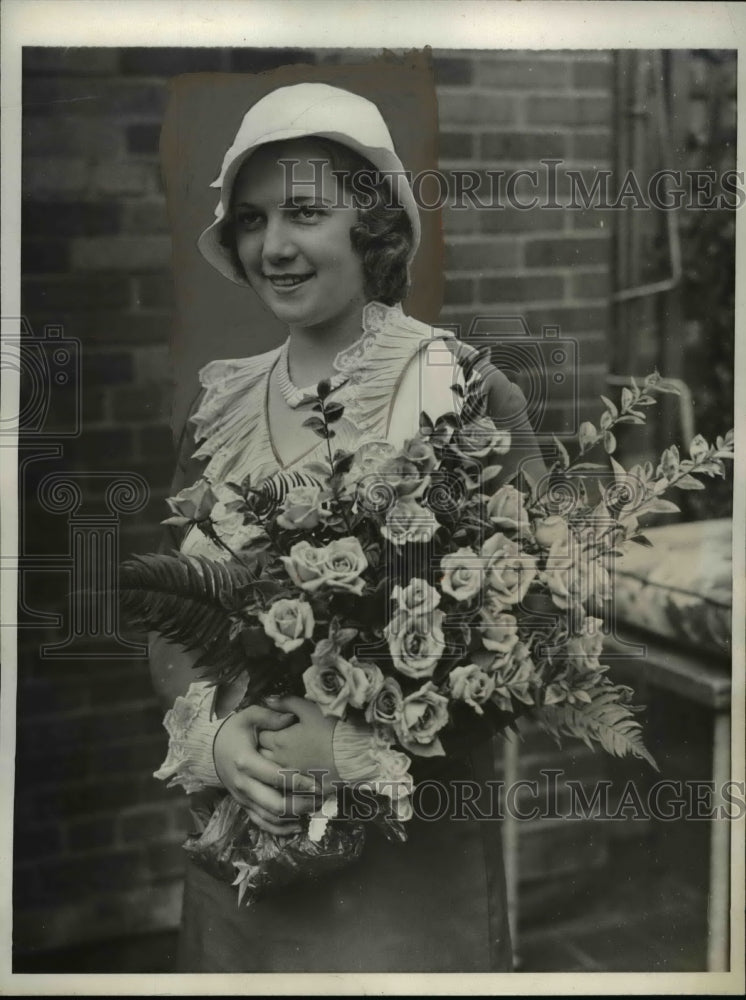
[534,684,658,770]
[120,552,257,680]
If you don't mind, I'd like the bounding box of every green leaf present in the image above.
[520,468,537,496]
[304,461,334,480]
[302,416,329,437]
[600,394,618,418]
[655,380,682,396]
[480,464,503,484]
[673,474,706,490]
[317,378,332,399]
[629,534,654,548]
[323,401,345,423]
[603,431,617,454]
[638,497,681,515]
[614,414,646,425]
[609,455,626,482]
[552,434,570,470]
[435,412,461,430]
[332,451,356,475]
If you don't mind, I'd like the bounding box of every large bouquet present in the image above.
[121,356,733,906]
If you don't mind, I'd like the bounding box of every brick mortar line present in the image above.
[562,298,612,309]
[445,232,610,242]
[440,87,612,98]
[440,124,613,132]
[17,701,161,725]
[437,86,610,99]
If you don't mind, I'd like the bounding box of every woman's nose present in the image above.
[262,215,296,263]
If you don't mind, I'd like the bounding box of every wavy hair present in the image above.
[219,137,414,306]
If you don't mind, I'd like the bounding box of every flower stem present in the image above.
[204,521,259,582]
[319,399,354,535]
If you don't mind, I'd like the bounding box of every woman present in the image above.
[149,81,545,973]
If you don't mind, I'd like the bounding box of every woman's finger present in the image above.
[257,729,279,752]
[242,705,296,731]
[238,775,321,819]
[235,775,290,816]
[256,750,323,799]
[264,694,313,718]
[246,807,302,837]
[235,750,317,794]
[246,798,303,829]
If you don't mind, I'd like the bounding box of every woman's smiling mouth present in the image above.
[264,273,315,291]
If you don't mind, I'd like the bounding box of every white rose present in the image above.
[395,682,450,757]
[449,664,496,715]
[258,598,314,653]
[302,651,372,719]
[382,498,438,547]
[385,608,447,680]
[440,547,482,602]
[391,579,441,617]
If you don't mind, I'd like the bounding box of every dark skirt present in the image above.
[177,743,513,973]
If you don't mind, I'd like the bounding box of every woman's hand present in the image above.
[259,696,341,795]
[213,704,322,835]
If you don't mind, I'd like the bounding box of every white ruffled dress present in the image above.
[171,301,514,972]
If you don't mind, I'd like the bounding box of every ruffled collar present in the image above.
[190,301,448,485]
[332,300,404,374]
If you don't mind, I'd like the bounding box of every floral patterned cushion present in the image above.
[612,519,732,656]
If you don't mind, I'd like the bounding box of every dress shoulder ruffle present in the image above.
[187,303,463,486]
[189,347,281,486]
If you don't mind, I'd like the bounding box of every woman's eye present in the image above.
[235,210,263,231]
[292,205,325,222]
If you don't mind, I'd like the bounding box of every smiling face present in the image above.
[229,139,367,335]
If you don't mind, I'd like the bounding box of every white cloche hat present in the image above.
[197,82,422,285]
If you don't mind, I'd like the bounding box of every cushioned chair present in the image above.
[613,518,732,659]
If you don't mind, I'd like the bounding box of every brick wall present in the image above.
[431,48,617,923]
[15,47,616,956]
[436,49,613,437]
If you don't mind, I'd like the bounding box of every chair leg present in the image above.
[707,710,731,971]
